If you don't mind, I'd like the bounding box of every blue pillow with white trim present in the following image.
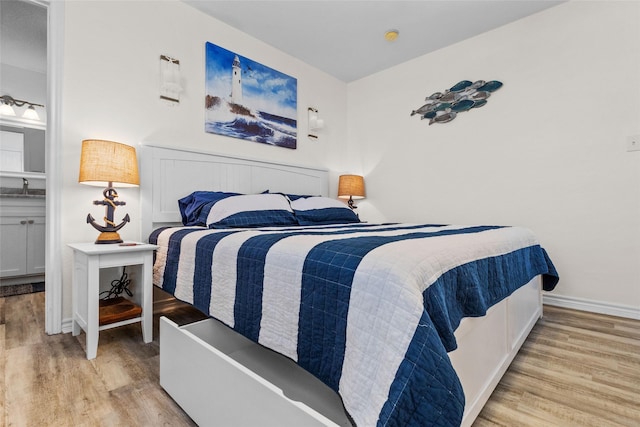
[178,191,240,226]
[291,196,360,225]
[206,193,298,228]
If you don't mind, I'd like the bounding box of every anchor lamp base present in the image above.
[95,231,123,245]
[85,185,132,245]
[86,210,131,245]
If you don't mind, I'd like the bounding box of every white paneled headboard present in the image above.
[139,144,329,240]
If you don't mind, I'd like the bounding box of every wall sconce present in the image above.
[308,107,324,140]
[160,55,182,104]
[78,139,140,244]
[338,174,366,210]
[0,95,45,121]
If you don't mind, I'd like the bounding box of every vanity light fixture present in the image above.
[22,105,40,121]
[0,95,44,120]
[0,99,16,116]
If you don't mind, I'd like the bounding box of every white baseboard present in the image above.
[61,317,74,334]
[543,294,640,320]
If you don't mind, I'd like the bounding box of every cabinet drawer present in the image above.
[160,317,351,427]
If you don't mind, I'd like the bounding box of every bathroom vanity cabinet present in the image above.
[0,196,45,284]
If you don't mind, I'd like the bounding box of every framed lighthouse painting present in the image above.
[204,41,298,149]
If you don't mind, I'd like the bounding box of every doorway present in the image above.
[1,0,64,334]
[0,0,47,294]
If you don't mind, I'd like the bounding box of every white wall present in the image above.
[348,1,640,314]
[58,0,639,323]
[60,0,347,321]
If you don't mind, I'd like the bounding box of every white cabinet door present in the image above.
[26,215,46,275]
[0,216,28,277]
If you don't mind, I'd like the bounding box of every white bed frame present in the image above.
[140,143,543,427]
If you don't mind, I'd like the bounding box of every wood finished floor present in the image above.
[1,290,638,426]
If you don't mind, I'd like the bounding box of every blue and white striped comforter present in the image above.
[151,223,558,426]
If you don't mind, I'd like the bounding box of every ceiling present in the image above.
[184,1,564,82]
[0,1,564,82]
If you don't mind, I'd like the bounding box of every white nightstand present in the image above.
[68,242,159,359]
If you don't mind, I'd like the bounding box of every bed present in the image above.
[140,143,558,427]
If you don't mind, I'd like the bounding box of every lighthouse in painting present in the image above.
[231,54,242,104]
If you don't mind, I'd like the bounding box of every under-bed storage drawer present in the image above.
[507,276,543,348]
[160,316,350,427]
[448,276,542,427]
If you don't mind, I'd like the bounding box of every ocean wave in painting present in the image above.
[206,100,297,149]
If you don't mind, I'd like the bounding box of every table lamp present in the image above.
[78,139,139,244]
[338,174,365,210]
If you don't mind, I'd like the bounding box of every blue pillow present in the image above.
[291,196,360,225]
[206,193,298,228]
[178,191,240,226]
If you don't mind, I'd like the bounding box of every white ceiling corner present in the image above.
[183,0,565,82]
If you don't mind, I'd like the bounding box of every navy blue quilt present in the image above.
[151,223,558,426]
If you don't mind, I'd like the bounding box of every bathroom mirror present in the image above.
[0,119,46,176]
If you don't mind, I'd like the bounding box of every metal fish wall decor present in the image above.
[411,80,503,125]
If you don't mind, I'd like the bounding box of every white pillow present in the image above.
[206,193,297,228]
[290,196,360,225]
